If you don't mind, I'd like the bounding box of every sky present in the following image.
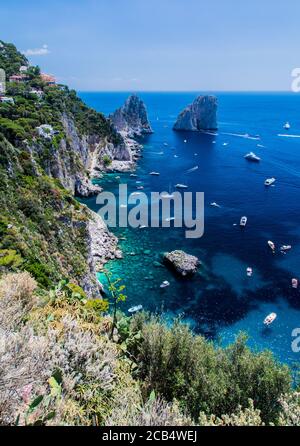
[1,0,300,91]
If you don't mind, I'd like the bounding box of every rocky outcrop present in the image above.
[164,250,200,276]
[173,96,218,131]
[110,94,153,138]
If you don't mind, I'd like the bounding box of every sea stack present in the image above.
[110,94,153,138]
[173,95,218,131]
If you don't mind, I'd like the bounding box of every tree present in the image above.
[103,269,126,340]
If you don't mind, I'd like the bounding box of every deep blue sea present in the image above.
[79,92,300,367]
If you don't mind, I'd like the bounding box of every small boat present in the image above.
[136,186,144,190]
[161,193,175,199]
[280,245,292,252]
[292,278,298,289]
[160,280,170,288]
[128,304,143,314]
[264,312,277,326]
[284,122,291,130]
[131,191,142,196]
[264,178,276,186]
[223,142,229,146]
[247,267,253,277]
[268,241,275,252]
[115,176,120,180]
[149,171,160,176]
[175,184,188,189]
[163,142,168,146]
[194,153,198,156]
[210,202,221,208]
[240,216,247,227]
[130,173,138,177]
[165,217,175,222]
[244,152,261,162]
[174,155,179,158]
[187,165,199,173]
[120,204,127,208]
[184,139,187,143]
[136,180,142,184]
[139,225,147,229]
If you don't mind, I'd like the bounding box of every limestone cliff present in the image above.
[173,95,218,131]
[110,94,153,138]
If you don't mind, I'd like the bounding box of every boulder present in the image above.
[164,250,200,276]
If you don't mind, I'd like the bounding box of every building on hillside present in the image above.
[36,124,57,139]
[0,96,15,104]
[29,88,44,99]
[40,73,56,86]
[9,74,28,83]
[19,65,29,73]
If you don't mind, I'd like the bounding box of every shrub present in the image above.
[130,316,291,424]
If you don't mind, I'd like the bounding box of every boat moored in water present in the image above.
[128,304,143,314]
[175,184,188,189]
[292,278,298,289]
[240,216,248,227]
[268,241,275,252]
[265,178,276,186]
[284,122,291,130]
[244,152,261,162]
[247,267,253,277]
[264,313,277,326]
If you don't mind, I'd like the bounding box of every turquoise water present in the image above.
[79,92,300,366]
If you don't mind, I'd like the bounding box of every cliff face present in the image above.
[110,94,153,138]
[173,95,218,131]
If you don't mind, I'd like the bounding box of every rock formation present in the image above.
[164,250,200,276]
[173,95,218,131]
[110,94,153,138]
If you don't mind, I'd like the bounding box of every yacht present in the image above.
[149,171,160,176]
[268,241,275,252]
[128,305,143,314]
[210,202,221,208]
[284,122,291,130]
[292,278,298,289]
[175,184,188,189]
[265,178,276,186]
[244,152,261,162]
[247,267,253,277]
[160,280,170,288]
[240,216,247,227]
[264,313,277,326]
[280,245,292,252]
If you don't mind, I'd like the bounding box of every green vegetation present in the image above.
[0,271,299,426]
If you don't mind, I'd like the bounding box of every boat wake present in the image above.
[278,134,300,138]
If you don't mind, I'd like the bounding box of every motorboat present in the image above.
[268,241,275,252]
[165,217,175,222]
[264,312,277,326]
[149,171,160,176]
[292,278,298,289]
[175,184,188,189]
[161,193,175,199]
[264,178,276,186]
[160,280,170,288]
[244,152,261,162]
[128,304,143,314]
[247,267,253,277]
[184,139,187,143]
[283,122,291,130]
[280,245,292,252]
[210,202,221,208]
[136,186,144,190]
[240,216,247,227]
[130,173,138,177]
[186,165,199,173]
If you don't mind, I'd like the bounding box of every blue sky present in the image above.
[1,0,300,91]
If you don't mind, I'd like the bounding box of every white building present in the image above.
[36,124,55,139]
[0,97,14,105]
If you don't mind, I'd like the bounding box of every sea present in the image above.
[79,91,300,368]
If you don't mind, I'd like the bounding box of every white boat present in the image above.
[210,202,221,208]
[174,155,179,158]
[184,139,187,143]
[284,122,291,130]
[131,192,142,196]
[139,225,147,229]
[244,152,261,162]
[292,278,298,289]
[128,304,143,314]
[187,165,199,173]
[165,217,175,222]
[264,312,277,326]
[264,178,276,186]
[240,216,247,227]
[130,173,138,177]
[280,245,292,252]
[160,280,170,288]
[149,171,160,176]
[247,267,253,277]
[136,186,144,190]
[268,241,275,252]
[161,193,175,199]
[223,142,229,146]
[175,184,188,189]
[163,142,168,146]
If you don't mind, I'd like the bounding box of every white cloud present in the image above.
[23,44,50,56]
